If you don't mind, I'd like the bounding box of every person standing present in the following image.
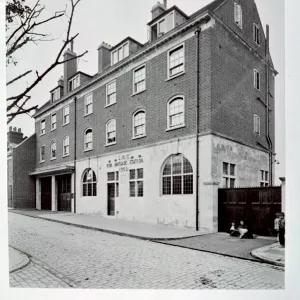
[278,213,285,247]
[274,213,280,241]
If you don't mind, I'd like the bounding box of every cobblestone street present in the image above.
[8,213,284,289]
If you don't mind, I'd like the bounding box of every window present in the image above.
[82,169,97,196]
[106,80,116,106]
[223,162,236,188]
[84,93,93,115]
[51,88,60,102]
[106,119,116,145]
[234,3,243,28]
[107,171,119,197]
[254,114,260,135]
[168,44,184,78]
[158,19,166,35]
[151,12,174,41]
[162,155,193,195]
[253,23,261,46]
[69,75,80,92]
[84,128,93,150]
[254,69,260,90]
[51,141,56,159]
[111,42,129,65]
[40,119,45,135]
[133,110,146,138]
[167,96,184,129]
[63,136,69,156]
[63,105,70,125]
[51,113,56,131]
[129,168,144,197]
[260,170,269,187]
[133,65,146,94]
[40,145,45,162]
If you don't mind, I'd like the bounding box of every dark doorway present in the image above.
[8,185,12,208]
[57,174,71,212]
[41,177,52,210]
[107,183,115,216]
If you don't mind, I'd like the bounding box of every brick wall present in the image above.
[13,134,36,208]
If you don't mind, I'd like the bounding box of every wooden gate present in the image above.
[218,186,282,236]
[57,174,71,212]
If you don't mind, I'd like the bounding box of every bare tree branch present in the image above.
[6,70,32,86]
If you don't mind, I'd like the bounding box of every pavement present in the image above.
[251,243,285,267]
[9,247,30,273]
[8,212,284,289]
[9,209,205,240]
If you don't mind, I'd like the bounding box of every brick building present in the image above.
[17,0,277,232]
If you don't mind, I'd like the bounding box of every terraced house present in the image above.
[15,0,277,233]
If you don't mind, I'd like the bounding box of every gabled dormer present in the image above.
[68,71,93,92]
[50,77,64,102]
[147,2,189,42]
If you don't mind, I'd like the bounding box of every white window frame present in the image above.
[40,145,45,162]
[51,113,57,131]
[253,23,261,46]
[167,95,185,130]
[260,170,269,187]
[222,162,236,188]
[132,64,146,95]
[129,168,144,197]
[84,93,93,116]
[68,75,80,92]
[82,168,97,197]
[254,114,260,135]
[106,79,116,107]
[107,171,119,198]
[40,119,45,135]
[111,42,129,65]
[132,110,146,139]
[63,136,70,157]
[151,11,175,38]
[51,88,60,102]
[50,141,56,160]
[234,2,243,28]
[63,105,70,125]
[167,43,185,80]
[254,69,260,90]
[84,128,93,151]
[106,119,116,146]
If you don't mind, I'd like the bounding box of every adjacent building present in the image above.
[14,0,277,232]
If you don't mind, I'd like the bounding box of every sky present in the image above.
[6,0,285,183]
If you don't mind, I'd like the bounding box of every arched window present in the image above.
[63,136,69,156]
[162,154,193,195]
[106,119,116,145]
[167,96,184,129]
[84,128,93,150]
[133,110,146,138]
[82,168,97,196]
[51,141,56,159]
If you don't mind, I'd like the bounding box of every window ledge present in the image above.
[254,41,261,47]
[132,89,146,97]
[166,71,185,82]
[105,102,116,108]
[105,142,116,147]
[84,148,93,152]
[235,23,243,30]
[131,135,146,140]
[39,160,45,164]
[62,154,70,158]
[62,122,70,127]
[50,157,56,161]
[84,112,93,117]
[40,133,45,137]
[166,124,185,132]
[50,128,56,132]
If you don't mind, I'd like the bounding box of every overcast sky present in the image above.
[6,0,285,183]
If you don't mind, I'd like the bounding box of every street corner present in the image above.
[9,246,30,273]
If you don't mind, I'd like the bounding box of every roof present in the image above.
[111,37,144,51]
[189,0,226,19]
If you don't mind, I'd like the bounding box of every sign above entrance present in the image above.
[107,154,144,172]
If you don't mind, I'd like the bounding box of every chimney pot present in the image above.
[18,128,21,133]
[9,126,12,131]
[13,127,17,132]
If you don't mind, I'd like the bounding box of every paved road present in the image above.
[8,213,284,289]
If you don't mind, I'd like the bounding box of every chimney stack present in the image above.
[18,128,21,133]
[63,48,77,94]
[13,127,17,132]
[97,42,112,74]
[58,76,64,87]
[163,0,167,8]
[7,127,24,145]
[151,2,166,20]
[9,126,12,131]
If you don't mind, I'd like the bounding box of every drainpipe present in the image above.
[194,15,210,231]
[73,96,77,213]
[265,25,273,185]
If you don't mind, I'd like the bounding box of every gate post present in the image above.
[36,178,41,210]
[199,181,220,233]
[279,177,286,213]
[71,172,75,213]
[51,175,57,211]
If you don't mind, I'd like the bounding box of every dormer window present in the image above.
[51,88,60,102]
[69,75,80,92]
[151,12,174,41]
[111,42,129,65]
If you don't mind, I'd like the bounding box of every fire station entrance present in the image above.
[57,174,72,212]
[40,177,52,210]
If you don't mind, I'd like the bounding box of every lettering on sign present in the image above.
[107,154,144,172]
